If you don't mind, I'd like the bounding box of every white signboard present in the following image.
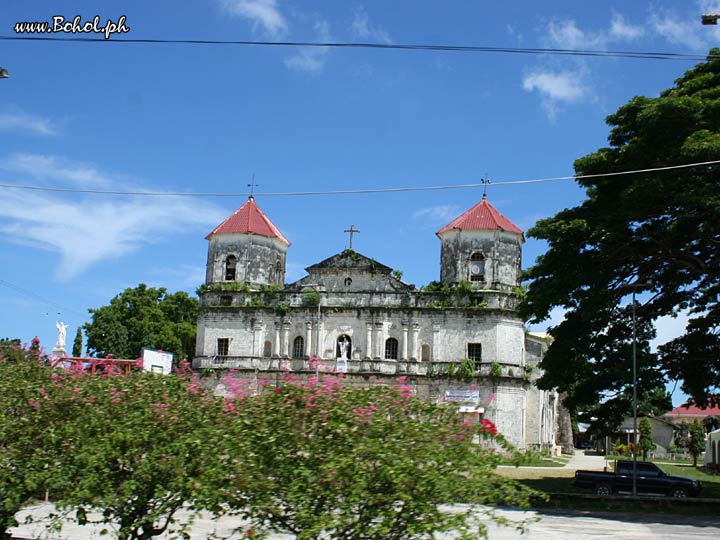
[444,390,480,403]
[142,348,173,375]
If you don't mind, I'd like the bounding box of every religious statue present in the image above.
[55,321,68,349]
[339,337,349,360]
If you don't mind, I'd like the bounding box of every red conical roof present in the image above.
[436,195,523,236]
[206,197,290,245]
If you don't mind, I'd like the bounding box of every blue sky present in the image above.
[0,1,717,403]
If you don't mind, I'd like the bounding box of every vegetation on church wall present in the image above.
[302,288,320,306]
[1,342,539,540]
[521,49,720,429]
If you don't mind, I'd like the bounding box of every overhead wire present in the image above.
[0,160,717,198]
[0,35,717,62]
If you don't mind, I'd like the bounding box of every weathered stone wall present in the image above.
[438,229,522,289]
[206,234,287,287]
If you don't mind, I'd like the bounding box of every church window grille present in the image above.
[225,255,238,281]
[217,338,229,356]
[220,295,232,306]
[385,338,398,360]
[421,344,430,362]
[293,336,305,358]
[263,340,272,357]
[467,343,482,369]
[469,253,485,282]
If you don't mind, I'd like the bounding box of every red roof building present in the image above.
[206,196,290,246]
[662,402,720,425]
[436,194,523,236]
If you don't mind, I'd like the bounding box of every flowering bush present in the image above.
[213,374,537,540]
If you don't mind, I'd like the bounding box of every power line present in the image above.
[1,35,716,62]
[0,278,86,318]
[0,160,717,198]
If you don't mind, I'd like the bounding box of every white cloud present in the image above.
[412,205,462,226]
[0,159,226,279]
[2,153,113,188]
[547,19,603,50]
[649,13,708,50]
[350,6,391,44]
[0,107,57,135]
[545,13,644,50]
[221,0,287,35]
[285,20,332,73]
[609,12,646,41]
[522,70,588,119]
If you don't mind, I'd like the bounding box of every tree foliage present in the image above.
[72,327,83,357]
[638,417,656,460]
[84,284,198,360]
[0,340,50,538]
[688,419,706,467]
[1,353,536,540]
[212,374,537,540]
[522,50,720,423]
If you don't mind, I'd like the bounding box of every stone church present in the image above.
[194,195,566,451]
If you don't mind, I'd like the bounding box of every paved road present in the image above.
[11,503,720,539]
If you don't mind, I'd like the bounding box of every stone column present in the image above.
[274,323,281,357]
[431,323,440,361]
[401,321,409,361]
[252,320,263,357]
[305,322,313,357]
[365,322,373,359]
[317,319,324,358]
[412,323,420,361]
[374,322,384,359]
[282,321,291,357]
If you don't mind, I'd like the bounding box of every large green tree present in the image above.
[84,284,198,360]
[522,50,720,423]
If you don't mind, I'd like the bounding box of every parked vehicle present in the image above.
[573,460,701,498]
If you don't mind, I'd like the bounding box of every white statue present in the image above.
[339,337,349,360]
[55,321,68,349]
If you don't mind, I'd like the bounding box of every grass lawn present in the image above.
[495,460,720,513]
[499,454,568,467]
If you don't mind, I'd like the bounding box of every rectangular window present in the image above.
[468,343,482,368]
[217,338,230,356]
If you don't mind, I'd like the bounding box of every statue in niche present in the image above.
[339,336,349,360]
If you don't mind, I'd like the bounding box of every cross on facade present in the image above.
[344,224,360,249]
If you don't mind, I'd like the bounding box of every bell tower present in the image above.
[436,195,523,290]
[205,197,290,288]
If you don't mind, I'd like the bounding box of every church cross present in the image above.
[344,224,360,249]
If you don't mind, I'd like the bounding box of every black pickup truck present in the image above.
[574,460,701,498]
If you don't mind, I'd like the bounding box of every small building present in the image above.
[705,429,720,470]
[193,195,569,450]
[617,416,675,454]
[662,402,720,431]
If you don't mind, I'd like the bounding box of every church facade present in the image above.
[193,195,564,450]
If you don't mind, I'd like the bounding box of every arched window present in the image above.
[421,344,430,362]
[385,338,399,360]
[336,335,352,360]
[469,252,485,282]
[263,340,273,358]
[225,255,238,281]
[292,336,305,358]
